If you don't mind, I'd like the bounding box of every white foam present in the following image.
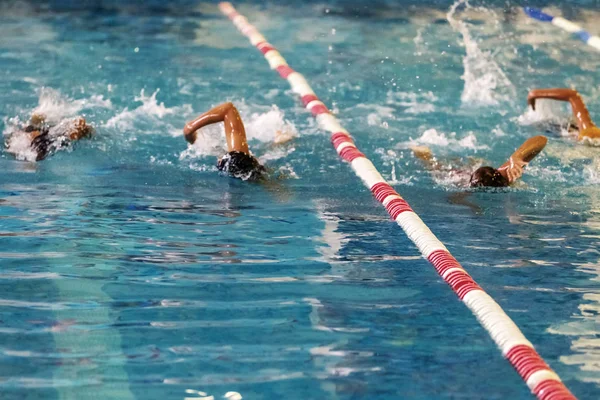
[580,136,600,148]
[516,99,571,130]
[373,148,415,186]
[243,105,297,143]
[263,89,280,100]
[178,126,226,160]
[526,165,569,183]
[399,128,488,151]
[386,91,438,114]
[583,159,600,184]
[259,146,296,163]
[529,143,600,185]
[105,89,191,132]
[492,126,506,137]
[3,128,38,162]
[413,27,426,56]
[446,0,515,107]
[350,104,395,128]
[32,88,112,125]
[276,164,299,179]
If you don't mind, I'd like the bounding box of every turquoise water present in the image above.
[2,1,600,399]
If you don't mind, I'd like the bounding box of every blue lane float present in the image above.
[524,7,600,51]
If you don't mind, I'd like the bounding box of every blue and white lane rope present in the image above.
[524,7,600,51]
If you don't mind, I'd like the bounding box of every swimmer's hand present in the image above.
[274,130,294,145]
[183,125,198,144]
[578,127,600,141]
[411,145,433,162]
[503,157,527,183]
[183,124,198,144]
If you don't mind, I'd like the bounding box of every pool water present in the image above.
[1,1,600,399]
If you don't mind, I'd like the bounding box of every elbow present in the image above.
[183,124,196,144]
[222,102,237,114]
[183,120,197,137]
[567,88,578,96]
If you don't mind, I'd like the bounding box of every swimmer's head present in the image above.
[469,166,509,188]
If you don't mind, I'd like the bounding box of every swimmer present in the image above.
[527,88,600,143]
[412,135,547,188]
[183,102,268,181]
[5,113,93,161]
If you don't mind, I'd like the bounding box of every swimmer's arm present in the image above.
[498,135,547,183]
[527,88,576,110]
[183,102,248,153]
[183,103,231,144]
[527,88,596,132]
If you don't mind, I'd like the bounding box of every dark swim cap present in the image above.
[217,151,266,181]
[469,166,509,188]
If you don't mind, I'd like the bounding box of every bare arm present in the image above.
[183,102,249,154]
[527,88,596,132]
[497,135,547,183]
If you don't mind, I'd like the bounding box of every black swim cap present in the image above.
[217,151,266,181]
[469,166,509,188]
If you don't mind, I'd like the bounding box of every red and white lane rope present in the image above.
[218,3,577,399]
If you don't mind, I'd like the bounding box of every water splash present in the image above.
[374,148,416,186]
[3,89,112,161]
[516,99,572,135]
[413,27,426,56]
[32,87,112,125]
[446,0,515,107]
[242,104,298,143]
[386,91,438,114]
[105,89,191,133]
[3,127,38,162]
[398,128,488,151]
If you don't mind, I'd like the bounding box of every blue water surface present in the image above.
[1,1,600,399]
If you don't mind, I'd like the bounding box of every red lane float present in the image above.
[218,3,577,399]
[276,65,295,79]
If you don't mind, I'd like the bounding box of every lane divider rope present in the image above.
[218,3,577,399]
[524,7,600,52]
